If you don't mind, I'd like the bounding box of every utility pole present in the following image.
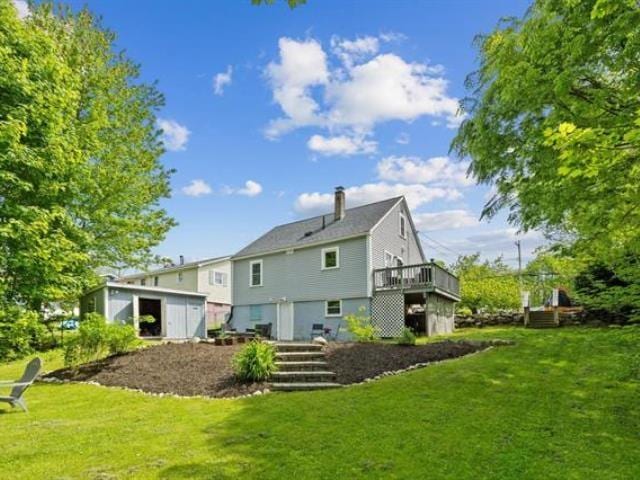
[515,240,523,292]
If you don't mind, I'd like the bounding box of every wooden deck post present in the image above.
[552,288,560,326]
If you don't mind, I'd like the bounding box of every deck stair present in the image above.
[270,343,341,392]
[527,311,559,329]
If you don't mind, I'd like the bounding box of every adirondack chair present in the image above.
[0,357,42,413]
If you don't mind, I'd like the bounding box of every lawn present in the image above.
[1,326,639,479]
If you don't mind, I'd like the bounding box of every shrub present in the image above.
[64,313,141,367]
[232,340,277,382]
[344,306,379,343]
[456,306,473,317]
[0,307,49,361]
[397,327,416,346]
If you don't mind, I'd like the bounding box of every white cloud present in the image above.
[377,155,474,187]
[223,180,263,197]
[325,54,461,129]
[158,118,190,152]
[294,182,461,216]
[263,36,463,144]
[307,134,377,156]
[413,210,479,232]
[12,0,29,19]
[395,132,410,145]
[213,66,233,96]
[330,35,379,67]
[264,38,329,138]
[182,179,212,197]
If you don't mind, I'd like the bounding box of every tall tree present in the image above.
[0,2,175,310]
[452,0,640,318]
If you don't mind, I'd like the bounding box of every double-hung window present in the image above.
[399,212,407,239]
[325,300,342,317]
[250,260,263,287]
[209,270,227,286]
[321,247,340,270]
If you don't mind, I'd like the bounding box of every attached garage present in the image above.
[79,282,207,339]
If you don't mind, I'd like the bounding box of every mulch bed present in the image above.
[43,340,498,397]
[325,340,492,384]
[43,343,266,398]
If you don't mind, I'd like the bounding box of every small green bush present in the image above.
[232,340,277,382]
[456,306,473,317]
[0,307,49,361]
[64,313,141,367]
[397,327,417,346]
[344,306,380,342]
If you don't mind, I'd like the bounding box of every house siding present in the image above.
[231,299,369,341]
[370,200,425,269]
[196,261,232,305]
[232,236,368,306]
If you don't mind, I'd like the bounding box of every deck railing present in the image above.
[373,262,460,298]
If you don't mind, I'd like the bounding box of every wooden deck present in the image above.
[373,262,460,301]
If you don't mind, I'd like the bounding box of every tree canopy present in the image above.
[452,0,640,319]
[0,2,175,310]
[452,254,521,314]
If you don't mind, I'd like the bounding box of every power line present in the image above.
[418,232,463,257]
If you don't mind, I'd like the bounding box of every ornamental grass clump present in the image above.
[344,306,380,342]
[232,340,277,382]
[397,327,417,346]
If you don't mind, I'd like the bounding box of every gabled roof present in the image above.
[233,197,403,259]
[84,282,208,298]
[119,255,231,280]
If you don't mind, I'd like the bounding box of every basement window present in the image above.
[250,305,262,322]
[325,300,342,317]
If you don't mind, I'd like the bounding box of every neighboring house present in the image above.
[79,282,207,339]
[230,187,460,341]
[118,256,232,328]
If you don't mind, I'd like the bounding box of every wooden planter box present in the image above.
[214,337,234,346]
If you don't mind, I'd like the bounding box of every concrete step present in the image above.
[273,342,323,352]
[270,382,342,392]
[276,351,325,361]
[275,361,329,372]
[271,371,336,382]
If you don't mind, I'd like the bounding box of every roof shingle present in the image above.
[233,196,402,258]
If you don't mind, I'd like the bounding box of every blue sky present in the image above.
[23,0,543,267]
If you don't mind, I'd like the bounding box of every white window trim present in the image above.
[384,250,394,268]
[325,300,342,317]
[396,256,404,267]
[321,246,340,270]
[249,260,263,287]
[210,270,226,286]
[399,212,407,239]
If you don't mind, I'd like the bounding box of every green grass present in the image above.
[1,327,639,479]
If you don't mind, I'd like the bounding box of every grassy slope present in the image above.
[1,327,638,480]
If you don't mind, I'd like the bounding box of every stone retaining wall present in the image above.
[455,310,628,328]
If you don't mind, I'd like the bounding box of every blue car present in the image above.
[61,318,79,330]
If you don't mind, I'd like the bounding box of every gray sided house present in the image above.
[231,188,461,340]
[79,282,207,339]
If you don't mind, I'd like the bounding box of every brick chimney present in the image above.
[334,186,345,221]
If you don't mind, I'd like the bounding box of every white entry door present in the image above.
[277,302,294,341]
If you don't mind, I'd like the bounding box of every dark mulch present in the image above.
[44,343,265,398]
[325,340,492,384]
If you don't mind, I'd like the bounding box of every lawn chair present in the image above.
[310,323,324,339]
[0,357,42,413]
[255,323,272,339]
